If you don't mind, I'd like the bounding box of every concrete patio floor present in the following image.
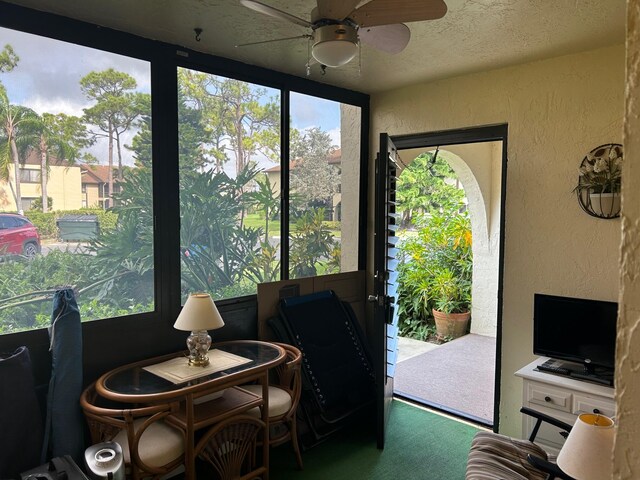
[397,336,441,362]
[394,334,497,426]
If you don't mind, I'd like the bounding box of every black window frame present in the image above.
[0,1,369,382]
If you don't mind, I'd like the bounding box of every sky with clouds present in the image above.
[0,26,344,173]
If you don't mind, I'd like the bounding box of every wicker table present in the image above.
[95,340,286,480]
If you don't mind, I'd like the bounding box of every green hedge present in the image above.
[24,212,57,238]
[25,208,118,240]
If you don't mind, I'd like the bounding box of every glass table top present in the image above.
[100,341,282,397]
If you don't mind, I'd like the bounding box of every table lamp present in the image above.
[556,413,615,480]
[174,293,225,367]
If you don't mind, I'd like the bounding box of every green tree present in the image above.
[80,69,145,208]
[247,174,280,245]
[289,127,339,212]
[35,113,93,212]
[180,166,263,297]
[0,84,39,214]
[0,44,18,73]
[113,92,149,180]
[176,86,208,172]
[396,152,465,227]
[246,174,281,283]
[290,208,337,278]
[178,69,280,177]
[82,107,155,310]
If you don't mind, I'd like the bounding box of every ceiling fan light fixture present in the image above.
[311,24,358,67]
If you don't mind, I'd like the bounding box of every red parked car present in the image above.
[0,213,41,258]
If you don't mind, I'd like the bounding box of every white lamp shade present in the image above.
[311,24,358,68]
[174,293,225,331]
[312,40,358,67]
[556,413,614,480]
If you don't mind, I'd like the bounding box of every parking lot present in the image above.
[40,240,92,255]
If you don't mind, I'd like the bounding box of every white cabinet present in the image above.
[515,358,615,456]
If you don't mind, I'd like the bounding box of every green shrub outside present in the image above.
[24,212,57,238]
[25,208,118,240]
[397,211,472,342]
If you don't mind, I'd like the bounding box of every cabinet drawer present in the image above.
[526,383,572,413]
[573,394,615,418]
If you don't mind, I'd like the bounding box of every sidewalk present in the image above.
[397,336,440,363]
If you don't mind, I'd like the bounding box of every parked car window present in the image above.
[0,216,18,228]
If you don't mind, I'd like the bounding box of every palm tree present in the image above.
[0,85,39,214]
[35,113,89,212]
[247,174,280,245]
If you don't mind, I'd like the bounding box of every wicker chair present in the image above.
[196,415,265,480]
[242,342,303,469]
[466,408,574,480]
[80,382,185,480]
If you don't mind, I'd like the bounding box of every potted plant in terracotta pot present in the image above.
[430,267,471,340]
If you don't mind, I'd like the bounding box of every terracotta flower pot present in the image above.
[432,308,471,340]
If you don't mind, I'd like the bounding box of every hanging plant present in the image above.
[574,144,622,219]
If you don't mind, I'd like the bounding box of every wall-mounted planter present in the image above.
[588,192,621,218]
[575,144,622,219]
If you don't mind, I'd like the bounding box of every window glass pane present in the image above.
[288,92,361,279]
[0,27,153,334]
[178,67,281,302]
[20,169,40,183]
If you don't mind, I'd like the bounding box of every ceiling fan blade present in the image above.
[235,34,311,48]
[358,23,410,55]
[350,0,447,27]
[239,0,312,28]
[316,0,361,20]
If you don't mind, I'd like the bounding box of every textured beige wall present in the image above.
[0,165,83,212]
[340,103,361,272]
[85,184,101,208]
[45,165,83,211]
[440,143,502,337]
[370,44,625,436]
[614,0,640,477]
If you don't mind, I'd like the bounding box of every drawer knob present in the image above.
[544,396,552,402]
[593,408,601,414]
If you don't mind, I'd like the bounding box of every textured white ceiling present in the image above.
[3,0,626,93]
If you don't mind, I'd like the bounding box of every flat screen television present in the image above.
[533,293,617,370]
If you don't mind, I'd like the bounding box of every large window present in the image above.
[178,67,281,302]
[0,8,367,341]
[288,93,361,279]
[0,27,153,334]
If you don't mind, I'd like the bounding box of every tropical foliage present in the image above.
[396,152,466,227]
[0,48,343,333]
[396,153,472,342]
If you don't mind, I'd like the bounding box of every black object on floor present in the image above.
[20,455,89,480]
[269,290,375,449]
[0,346,43,479]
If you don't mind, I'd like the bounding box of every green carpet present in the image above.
[270,400,480,480]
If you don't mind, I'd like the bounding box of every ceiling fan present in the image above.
[237,0,448,72]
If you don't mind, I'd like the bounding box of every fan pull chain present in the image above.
[306,36,312,76]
